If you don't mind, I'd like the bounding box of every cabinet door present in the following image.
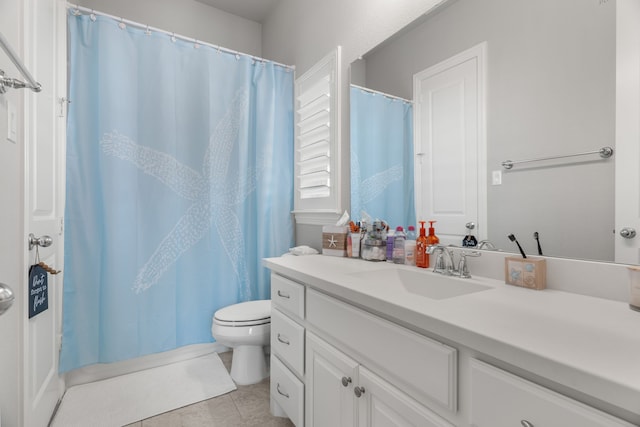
[357,366,455,427]
[272,308,305,377]
[470,359,634,427]
[306,332,359,427]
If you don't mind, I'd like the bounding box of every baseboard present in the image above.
[64,343,230,388]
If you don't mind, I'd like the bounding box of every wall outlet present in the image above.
[492,170,502,186]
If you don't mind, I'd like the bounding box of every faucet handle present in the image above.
[458,251,481,278]
[433,251,447,273]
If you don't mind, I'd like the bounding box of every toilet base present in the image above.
[230,345,268,385]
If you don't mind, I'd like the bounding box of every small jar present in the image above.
[361,238,386,261]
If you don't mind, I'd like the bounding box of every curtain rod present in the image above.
[0,31,42,93]
[351,84,412,104]
[67,4,295,71]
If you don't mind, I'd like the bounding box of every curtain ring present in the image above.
[90,10,97,21]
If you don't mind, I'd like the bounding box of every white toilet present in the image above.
[211,299,271,385]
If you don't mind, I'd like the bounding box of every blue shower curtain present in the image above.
[60,12,294,372]
[350,85,415,229]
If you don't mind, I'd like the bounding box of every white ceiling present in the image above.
[194,0,280,23]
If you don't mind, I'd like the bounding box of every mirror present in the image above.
[350,0,616,262]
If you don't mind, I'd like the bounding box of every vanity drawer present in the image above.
[271,308,305,377]
[470,359,634,427]
[306,288,457,412]
[271,273,305,319]
[271,355,304,427]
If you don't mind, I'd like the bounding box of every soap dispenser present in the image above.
[416,221,429,268]
[426,221,439,247]
[425,221,440,267]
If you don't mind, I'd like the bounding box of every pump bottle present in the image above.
[426,221,439,246]
[416,221,429,268]
[424,221,440,267]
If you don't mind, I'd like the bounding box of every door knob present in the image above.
[0,282,15,316]
[28,233,53,250]
[620,228,637,239]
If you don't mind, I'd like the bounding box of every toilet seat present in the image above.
[213,300,271,327]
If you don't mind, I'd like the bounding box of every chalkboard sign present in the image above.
[28,264,48,318]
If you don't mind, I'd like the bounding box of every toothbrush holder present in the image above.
[504,257,546,290]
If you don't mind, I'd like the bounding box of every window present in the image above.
[293,47,342,225]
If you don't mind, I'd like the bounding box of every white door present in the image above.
[23,0,66,425]
[615,0,640,264]
[413,43,487,245]
[305,332,358,427]
[357,366,454,427]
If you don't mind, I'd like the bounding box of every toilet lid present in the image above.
[214,300,271,326]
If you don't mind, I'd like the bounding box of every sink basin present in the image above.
[349,268,492,300]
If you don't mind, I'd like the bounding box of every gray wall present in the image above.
[0,1,26,425]
[76,0,262,56]
[351,0,616,261]
[263,0,447,250]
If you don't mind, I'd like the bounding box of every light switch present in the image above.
[492,170,502,186]
[7,101,16,143]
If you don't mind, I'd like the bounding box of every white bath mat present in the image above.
[51,352,236,427]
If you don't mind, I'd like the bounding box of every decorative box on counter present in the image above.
[322,225,349,257]
[504,257,546,290]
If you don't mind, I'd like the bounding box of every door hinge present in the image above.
[58,97,71,118]
[59,217,64,235]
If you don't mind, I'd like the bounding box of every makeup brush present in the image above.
[534,232,543,256]
[508,234,527,259]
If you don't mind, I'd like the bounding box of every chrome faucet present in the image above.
[426,245,482,278]
[458,251,482,278]
[426,245,457,275]
[476,240,496,250]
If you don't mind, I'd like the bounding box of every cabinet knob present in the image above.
[521,421,534,427]
[341,376,352,387]
[354,386,365,398]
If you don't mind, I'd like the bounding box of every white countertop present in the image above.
[263,254,640,419]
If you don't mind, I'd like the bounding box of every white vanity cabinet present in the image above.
[469,359,635,427]
[270,274,306,426]
[305,288,457,427]
[306,331,455,427]
[267,261,639,427]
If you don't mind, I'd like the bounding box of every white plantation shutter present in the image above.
[294,47,342,221]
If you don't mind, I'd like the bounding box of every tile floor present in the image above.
[123,352,294,427]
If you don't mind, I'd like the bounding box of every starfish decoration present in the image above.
[351,153,403,217]
[328,235,338,248]
[100,88,259,297]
